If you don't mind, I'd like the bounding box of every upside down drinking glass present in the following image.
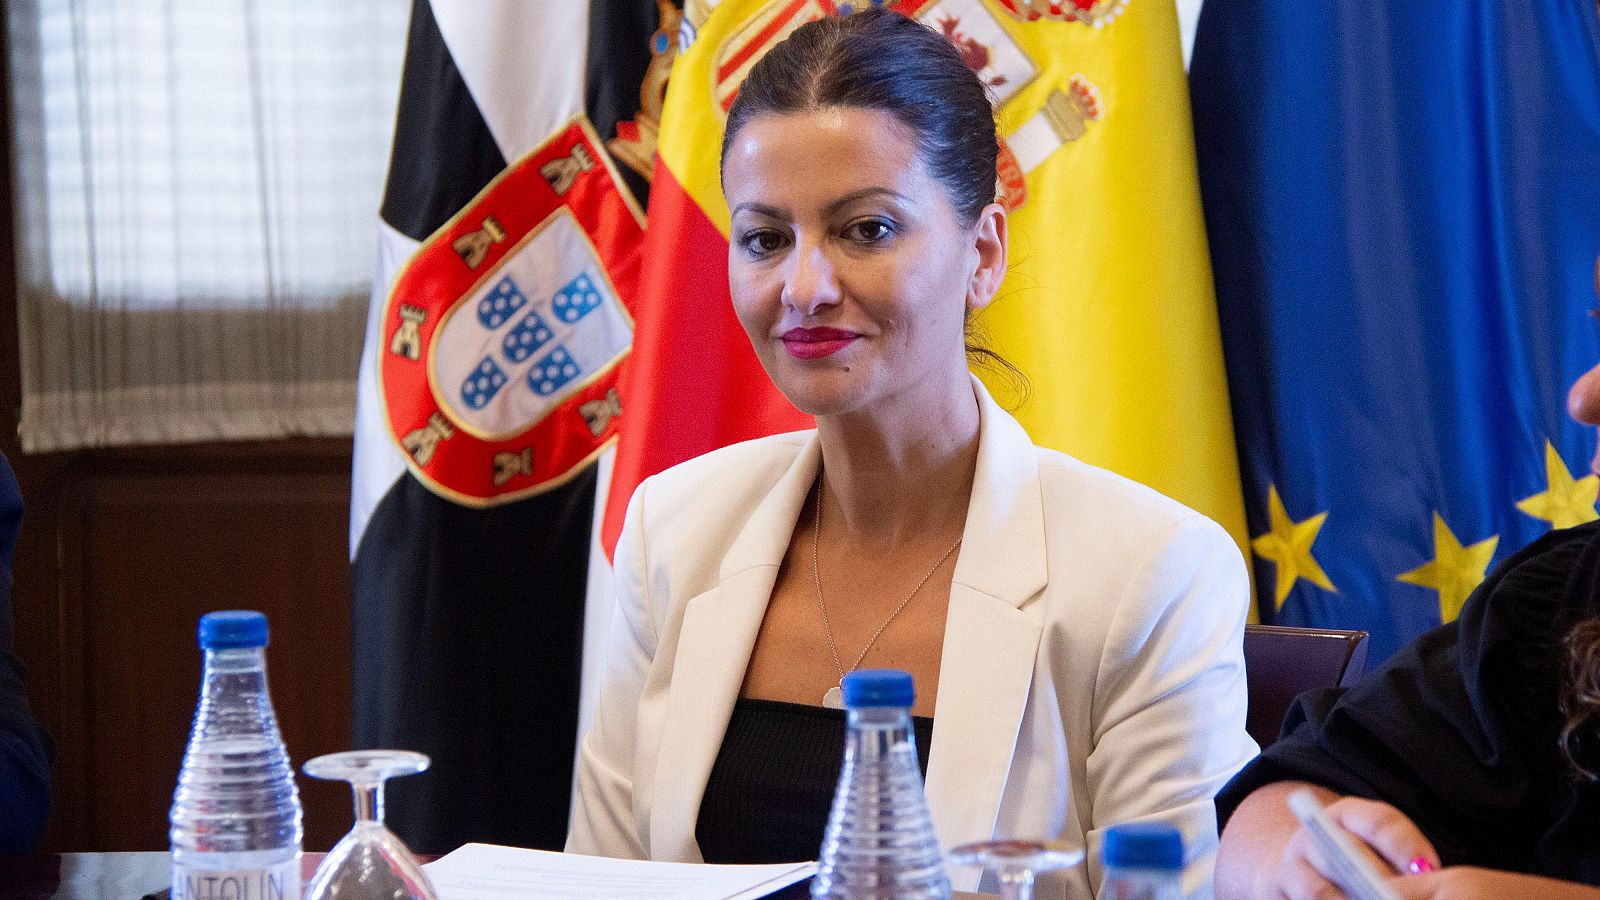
[302,750,439,900]
[946,839,1085,900]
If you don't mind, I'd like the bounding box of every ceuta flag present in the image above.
[604,0,1249,566]
[350,0,666,851]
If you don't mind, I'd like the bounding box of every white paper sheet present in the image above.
[423,843,816,900]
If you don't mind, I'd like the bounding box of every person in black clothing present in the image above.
[0,449,50,851]
[1215,358,1600,899]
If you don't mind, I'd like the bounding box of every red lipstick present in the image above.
[782,327,859,360]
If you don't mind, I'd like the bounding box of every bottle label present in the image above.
[171,860,300,900]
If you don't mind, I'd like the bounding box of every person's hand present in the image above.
[1259,795,1439,899]
[1387,867,1600,899]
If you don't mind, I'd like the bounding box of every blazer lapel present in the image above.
[648,436,823,861]
[925,379,1048,881]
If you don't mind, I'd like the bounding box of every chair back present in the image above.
[1242,624,1370,748]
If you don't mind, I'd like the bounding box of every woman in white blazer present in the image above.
[567,9,1255,898]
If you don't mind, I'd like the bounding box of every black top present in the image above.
[696,698,935,866]
[1216,521,1600,883]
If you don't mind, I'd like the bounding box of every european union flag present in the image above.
[1191,2,1600,663]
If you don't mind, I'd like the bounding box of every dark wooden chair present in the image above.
[1242,624,1371,749]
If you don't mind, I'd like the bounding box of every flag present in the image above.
[603,0,1249,563]
[350,0,663,851]
[1191,1,1600,662]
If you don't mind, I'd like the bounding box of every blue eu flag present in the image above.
[1191,1,1600,662]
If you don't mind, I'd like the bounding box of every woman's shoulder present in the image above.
[1445,520,1600,664]
[625,430,815,548]
[1453,520,1600,710]
[1022,446,1246,636]
[1030,445,1237,552]
[638,430,813,500]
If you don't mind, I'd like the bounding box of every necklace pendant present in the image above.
[822,685,846,710]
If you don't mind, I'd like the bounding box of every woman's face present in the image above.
[722,106,1005,420]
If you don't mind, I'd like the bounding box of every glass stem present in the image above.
[353,780,385,824]
[998,869,1035,900]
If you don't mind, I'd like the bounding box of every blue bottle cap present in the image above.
[198,610,269,649]
[1103,823,1183,870]
[842,669,915,708]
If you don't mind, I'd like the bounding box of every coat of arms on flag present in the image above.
[379,118,643,506]
[917,0,1038,105]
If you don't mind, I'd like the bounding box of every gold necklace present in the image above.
[812,468,964,709]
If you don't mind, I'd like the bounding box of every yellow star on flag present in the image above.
[1516,440,1599,530]
[1250,485,1336,609]
[1397,513,1499,623]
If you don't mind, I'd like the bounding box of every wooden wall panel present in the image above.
[58,467,354,850]
[17,454,358,851]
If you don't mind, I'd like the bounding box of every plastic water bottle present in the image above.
[812,669,950,900]
[170,611,303,900]
[1100,823,1184,900]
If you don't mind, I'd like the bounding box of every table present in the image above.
[0,852,997,898]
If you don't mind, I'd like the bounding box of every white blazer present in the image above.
[567,379,1256,898]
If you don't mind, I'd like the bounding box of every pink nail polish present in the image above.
[1407,857,1436,875]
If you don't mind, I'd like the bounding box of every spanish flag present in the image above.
[605,0,1248,561]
